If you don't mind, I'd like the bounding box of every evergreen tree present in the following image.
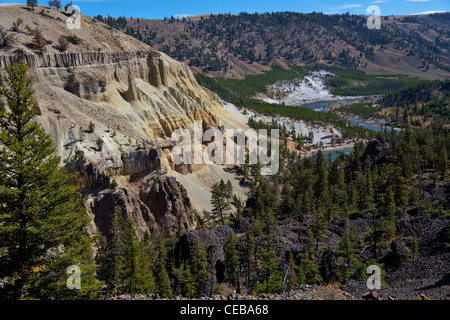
[393,172,409,207]
[377,187,397,241]
[241,228,256,286]
[310,205,328,250]
[224,232,239,287]
[300,182,315,215]
[358,157,375,210]
[0,62,99,300]
[366,210,382,259]
[88,120,95,133]
[177,263,197,298]
[284,251,298,292]
[297,230,322,285]
[118,219,155,294]
[32,28,47,53]
[189,237,209,296]
[154,232,173,298]
[438,147,447,180]
[27,0,38,12]
[254,244,283,294]
[224,180,233,199]
[329,158,347,214]
[100,206,125,296]
[211,182,231,224]
[335,221,364,283]
[280,183,295,217]
[314,150,329,201]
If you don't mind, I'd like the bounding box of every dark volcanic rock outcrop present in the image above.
[86,187,158,239]
[345,137,393,177]
[175,226,234,297]
[141,175,197,238]
[85,174,198,239]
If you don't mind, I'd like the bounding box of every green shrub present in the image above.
[66,34,83,45]
[110,179,118,190]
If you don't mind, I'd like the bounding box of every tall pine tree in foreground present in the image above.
[0,62,99,299]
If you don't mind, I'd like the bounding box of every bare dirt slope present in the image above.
[0,4,149,54]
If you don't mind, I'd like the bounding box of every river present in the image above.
[301,99,394,132]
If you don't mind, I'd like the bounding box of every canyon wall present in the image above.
[0,49,232,239]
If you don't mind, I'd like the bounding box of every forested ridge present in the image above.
[94,12,450,78]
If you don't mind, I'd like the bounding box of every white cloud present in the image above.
[339,3,363,9]
[410,10,445,15]
[324,11,339,15]
[0,2,22,5]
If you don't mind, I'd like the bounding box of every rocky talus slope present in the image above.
[109,285,355,300]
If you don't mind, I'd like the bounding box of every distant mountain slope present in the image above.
[97,12,450,80]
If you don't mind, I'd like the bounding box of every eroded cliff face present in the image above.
[0,49,230,238]
[0,4,250,241]
[0,50,223,152]
[140,175,197,238]
[84,174,197,240]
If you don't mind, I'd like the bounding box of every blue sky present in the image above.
[0,0,449,19]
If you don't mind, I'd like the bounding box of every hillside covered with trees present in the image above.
[95,12,450,79]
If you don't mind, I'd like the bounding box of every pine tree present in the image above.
[366,209,382,259]
[178,263,197,298]
[224,232,239,287]
[101,206,125,296]
[301,183,314,215]
[284,251,298,292]
[88,120,95,133]
[32,28,47,53]
[393,172,409,207]
[154,233,173,298]
[335,221,363,283]
[254,244,283,294]
[27,0,38,12]
[310,205,328,250]
[329,158,347,213]
[119,219,155,294]
[280,183,295,217]
[314,150,329,200]
[438,147,447,180]
[358,157,375,210]
[297,230,322,285]
[189,237,208,296]
[211,182,231,224]
[224,180,233,199]
[0,62,99,300]
[241,228,256,286]
[377,187,397,241]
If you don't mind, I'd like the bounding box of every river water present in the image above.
[300,99,393,132]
